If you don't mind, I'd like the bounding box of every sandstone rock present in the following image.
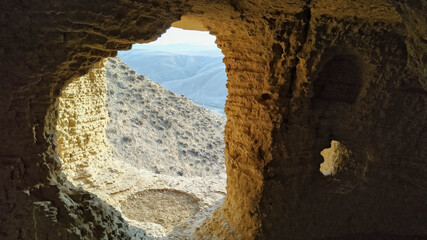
[1,0,426,239]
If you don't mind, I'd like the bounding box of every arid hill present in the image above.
[105,57,226,177]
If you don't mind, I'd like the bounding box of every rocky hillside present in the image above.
[104,57,226,177]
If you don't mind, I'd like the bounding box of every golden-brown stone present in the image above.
[1,0,426,239]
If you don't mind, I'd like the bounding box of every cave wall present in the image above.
[261,9,427,238]
[54,61,113,187]
[1,0,426,239]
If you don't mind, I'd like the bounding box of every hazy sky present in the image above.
[132,27,217,49]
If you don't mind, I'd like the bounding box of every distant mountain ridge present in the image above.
[129,43,223,54]
[118,45,227,115]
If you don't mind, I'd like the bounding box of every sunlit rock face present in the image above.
[55,62,113,186]
[1,0,426,239]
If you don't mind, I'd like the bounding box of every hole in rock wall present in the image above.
[55,27,228,238]
[319,140,350,176]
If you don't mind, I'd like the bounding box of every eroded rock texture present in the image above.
[55,62,113,186]
[1,0,426,239]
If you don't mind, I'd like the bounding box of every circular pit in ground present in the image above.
[120,189,200,233]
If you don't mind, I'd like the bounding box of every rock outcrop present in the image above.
[1,0,426,239]
[55,61,113,186]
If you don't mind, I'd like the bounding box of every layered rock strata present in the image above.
[56,61,113,186]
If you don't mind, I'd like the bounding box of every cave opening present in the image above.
[55,26,228,238]
[117,27,228,115]
[319,140,350,176]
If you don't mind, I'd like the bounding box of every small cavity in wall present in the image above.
[319,140,350,176]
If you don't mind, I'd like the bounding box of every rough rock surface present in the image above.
[56,61,113,187]
[1,0,427,239]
